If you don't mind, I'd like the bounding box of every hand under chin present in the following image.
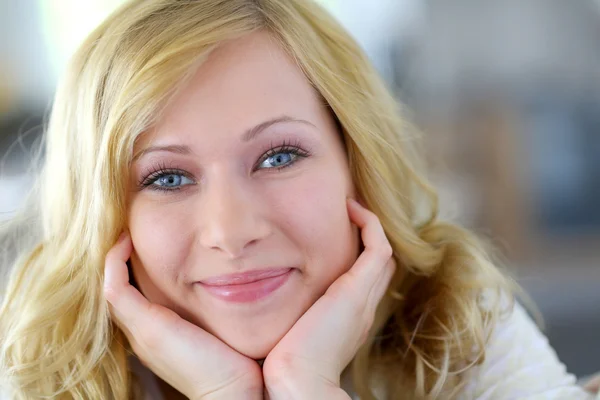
[189,298,316,360]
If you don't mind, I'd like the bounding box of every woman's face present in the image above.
[128,31,359,359]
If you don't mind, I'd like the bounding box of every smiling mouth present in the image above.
[197,267,293,303]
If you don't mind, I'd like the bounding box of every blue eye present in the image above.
[258,152,298,169]
[152,173,194,188]
[256,142,311,171]
[139,167,195,192]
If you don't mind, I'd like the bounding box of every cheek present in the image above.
[128,201,195,274]
[271,168,358,280]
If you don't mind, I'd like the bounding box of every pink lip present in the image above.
[197,268,293,303]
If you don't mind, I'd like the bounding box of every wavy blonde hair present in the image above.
[0,0,514,398]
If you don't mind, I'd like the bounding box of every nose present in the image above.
[198,175,271,258]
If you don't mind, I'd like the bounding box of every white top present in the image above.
[130,302,596,400]
[458,302,594,399]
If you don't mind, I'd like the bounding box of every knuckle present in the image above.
[105,248,119,265]
[147,304,169,323]
[263,351,300,383]
[137,325,161,351]
[103,284,119,303]
[327,275,353,301]
[380,242,393,260]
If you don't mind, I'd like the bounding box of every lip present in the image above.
[197,268,293,303]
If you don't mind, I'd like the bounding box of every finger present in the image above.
[103,233,151,334]
[104,235,208,351]
[366,257,396,315]
[346,198,393,285]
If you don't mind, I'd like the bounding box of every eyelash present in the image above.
[138,140,311,192]
[253,139,311,172]
[137,162,192,192]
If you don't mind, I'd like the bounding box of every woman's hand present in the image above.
[103,233,263,400]
[262,198,396,399]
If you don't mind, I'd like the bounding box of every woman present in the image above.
[0,0,596,398]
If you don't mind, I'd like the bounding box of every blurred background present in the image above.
[1,0,599,378]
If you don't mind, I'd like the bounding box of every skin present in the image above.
[127,31,360,360]
[106,30,395,399]
[105,199,395,399]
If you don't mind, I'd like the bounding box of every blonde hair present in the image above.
[0,0,514,398]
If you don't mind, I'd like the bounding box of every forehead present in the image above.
[137,31,324,148]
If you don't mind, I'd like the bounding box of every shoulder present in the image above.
[460,301,595,399]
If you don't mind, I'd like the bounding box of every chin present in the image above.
[231,337,278,360]
[206,314,299,360]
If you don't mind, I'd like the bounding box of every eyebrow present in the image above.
[132,144,192,162]
[133,115,315,162]
[241,115,315,142]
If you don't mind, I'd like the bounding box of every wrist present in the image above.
[198,385,263,400]
[264,373,350,400]
[195,371,264,400]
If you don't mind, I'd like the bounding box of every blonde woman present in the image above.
[0,0,596,399]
